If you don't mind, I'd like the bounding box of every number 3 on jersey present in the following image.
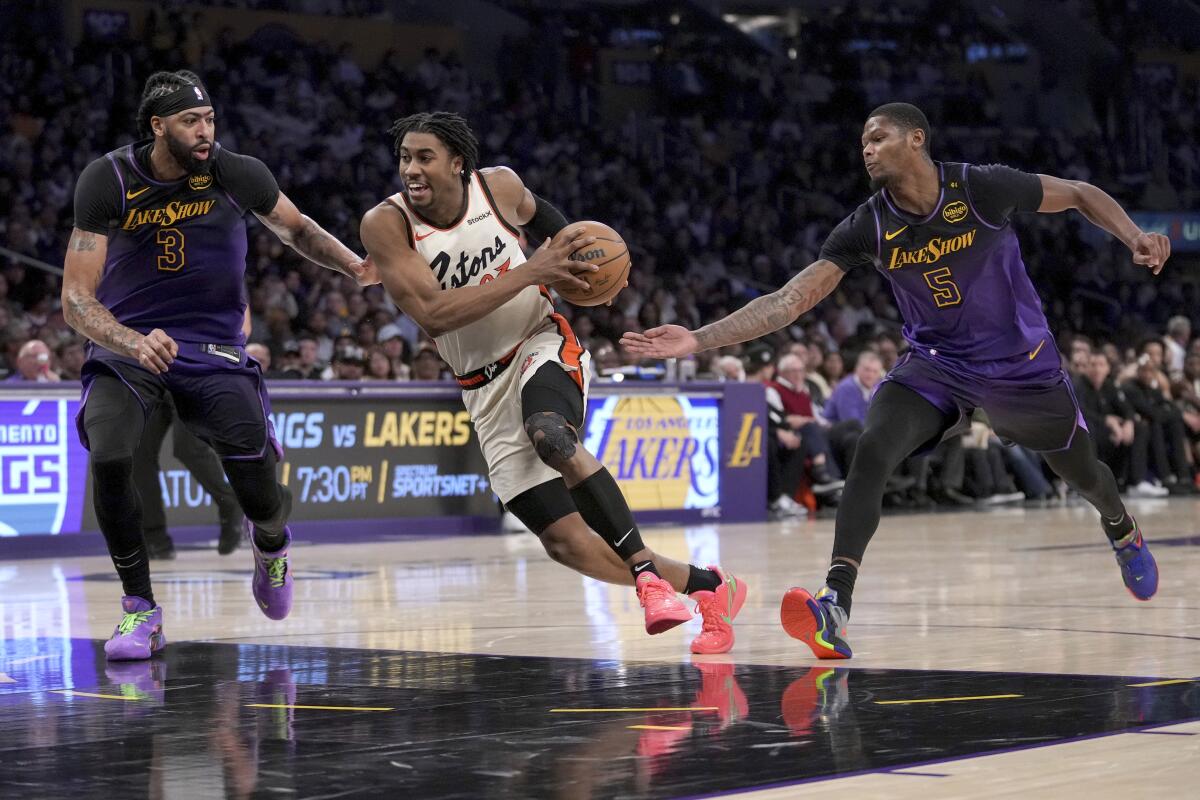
[923,266,962,308]
[156,227,185,272]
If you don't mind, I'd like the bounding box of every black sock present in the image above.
[684,565,721,594]
[1102,511,1136,543]
[112,547,155,607]
[825,561,858,614]
[91,455,154,606]
[569,469,646,560]
[631,560,661,580]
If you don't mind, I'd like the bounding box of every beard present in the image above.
[165,131,212,175]
[869,171,891,192]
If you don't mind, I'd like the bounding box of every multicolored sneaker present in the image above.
[689,567,748,654]
[636,572,692,635]
[781,666,850,736]
[1113,519,1158,601]
[103,596,165,661]
[250,523,293,620]
[780,586,852,660]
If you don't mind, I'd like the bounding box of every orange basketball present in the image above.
[552,220,631,307]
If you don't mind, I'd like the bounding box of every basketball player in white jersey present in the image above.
[360,112,746,653]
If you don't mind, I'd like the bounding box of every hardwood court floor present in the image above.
[2,498,1198,798]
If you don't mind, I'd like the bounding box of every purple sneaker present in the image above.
[105,658,167,705]
[103,596,165,661]
[250,522,293,620]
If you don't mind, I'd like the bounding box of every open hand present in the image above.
[620,324,699,359]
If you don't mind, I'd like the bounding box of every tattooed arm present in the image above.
[62,228,178,373]
[621,260,845,358]
[695,260,845,350]
[255,192,377,285]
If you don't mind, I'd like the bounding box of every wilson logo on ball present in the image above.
[570,248,605,261]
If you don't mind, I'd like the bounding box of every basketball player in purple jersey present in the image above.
[63,70,375,660]
[623,103,1170,658]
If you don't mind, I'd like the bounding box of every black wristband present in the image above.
[524,194,569,243]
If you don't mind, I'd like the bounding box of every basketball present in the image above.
[552,220,631,307]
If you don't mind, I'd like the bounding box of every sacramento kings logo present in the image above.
[0,399,88,536]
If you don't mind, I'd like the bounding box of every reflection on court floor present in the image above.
[1,639,1197,799]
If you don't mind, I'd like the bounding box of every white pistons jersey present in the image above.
[385,171,552,376]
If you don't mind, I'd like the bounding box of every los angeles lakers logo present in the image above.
[727,413,763,468]
[942,200,968,223]
[189,174,212,191]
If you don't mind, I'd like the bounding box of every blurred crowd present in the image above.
[1,2,1197,510]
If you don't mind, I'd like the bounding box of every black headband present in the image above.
[150,84,211,119]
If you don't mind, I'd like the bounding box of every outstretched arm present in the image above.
[621,259,845,358]
[1038,175,1171,274]
[255,192,375,284]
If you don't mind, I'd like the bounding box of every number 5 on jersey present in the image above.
[923,266,962,308]
[156,227,185,272]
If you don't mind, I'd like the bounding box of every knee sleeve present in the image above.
[524,412,579,467]
[92,455,135,494]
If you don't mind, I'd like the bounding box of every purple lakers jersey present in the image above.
[821,162,1047,361]
[73,141,280,345]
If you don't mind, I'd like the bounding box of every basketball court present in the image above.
[2,499,1197,798]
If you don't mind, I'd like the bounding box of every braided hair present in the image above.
[135,70,205,136]
[388,111,479,178]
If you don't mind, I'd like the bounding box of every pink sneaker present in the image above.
[689,567,748,654]
[635,572,691,634]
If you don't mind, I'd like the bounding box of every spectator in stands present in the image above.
[1179,352,1200,474]
[378,329,412,380]
[289,336,324,380]
[824,351,883,426]
[411,345,448,382]
[364,346,395,381]
[331,344,366,381]
[246,342,286,379]
[714,355,745,383]
[55,339,85,381]
[1163,315,1191,376]
[766,352,844,496]
[745,345,804,519]
[1075,350,1160,496]
[956,416,1027,505]
[5,339,59,382]
[802,344,832,400]
[1123,353,1194,493]
[818,349,845,392]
